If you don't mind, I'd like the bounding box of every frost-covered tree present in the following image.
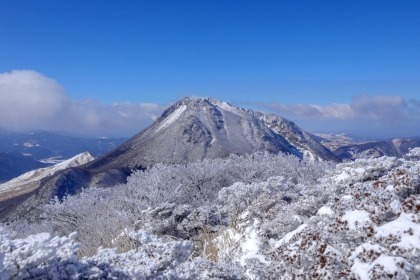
[3,151,419,279]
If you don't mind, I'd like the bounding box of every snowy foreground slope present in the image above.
[1,149,419,279]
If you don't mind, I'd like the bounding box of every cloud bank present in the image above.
[1,70,418,139]
[254,95,420,138]
[0,70,166,137]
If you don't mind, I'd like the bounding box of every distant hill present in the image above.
[0,129,126,162]
[0,152,49,183]
[0,130,126,182]
[314,133,370,151]
[334,137,420,160]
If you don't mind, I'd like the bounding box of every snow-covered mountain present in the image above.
[0,152,49,183]
[0,152,94,219]
[1,97,338,222]
[88,97,336,173]
[0,129,125,181]
[1,149,419,279]
[334,137,420,160]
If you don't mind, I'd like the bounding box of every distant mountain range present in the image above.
[333,137,420,160]
[0,130,126,183]
[315,133,420,160]
[1,97,419,222]
[313,133,370,151]
[0,152,49,183]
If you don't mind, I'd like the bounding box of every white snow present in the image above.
[23,142,35,148]
[214,101,240,114]
[385,185,395,191]
[334,171,350,181]
[155,105,187,132]
[342,210,371,230]
[0,152,94,196]
[2,146,420,279]
[351,251,408,280]
[239,228,269,266]
[317,206,334,216]
[342,195,353,200]
[334,167,365,182]
[389,199,401,214]
[274,224,307,248]
[375,213,420,250]
[40,156,64,164]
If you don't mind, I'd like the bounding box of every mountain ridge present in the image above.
[1,97,338,222]
[334,137,420,160]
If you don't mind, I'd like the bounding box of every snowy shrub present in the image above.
[0,227,84,279]
[0,226,243,279]
[3,151,419,279]
[11,152,330,256]
[122,152,329,207]
[406,147,420,160]
[254,155,420,279]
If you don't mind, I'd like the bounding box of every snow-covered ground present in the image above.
[1,149,419,279]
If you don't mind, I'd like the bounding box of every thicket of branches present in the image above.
[3,150,419,279]
[11,152,331,256]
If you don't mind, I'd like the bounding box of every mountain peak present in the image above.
[86,96,339,174]
[170,97,239,111]
[0,97,339,221]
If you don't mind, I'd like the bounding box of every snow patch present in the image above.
[155,105,187,132]
[317,206,334,216]
[240,228,269,266]
[40,156,64,164]
[375,213,420,250]
[275,224,307,248]
[342,210,371,230]
[334,167,365,182]
[23,142,37,148]
[214,101,240,114]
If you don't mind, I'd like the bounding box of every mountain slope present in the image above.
[0,152,50,183]
[1,97,338,222]
[87,98,307,173]
[250,112,339,161]
[0,152,94,220]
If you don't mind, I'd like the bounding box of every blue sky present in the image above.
[0,0,419,137]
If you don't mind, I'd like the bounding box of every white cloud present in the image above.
[0,70,166,137]
[253,94,420,138]
[263,103,355,120]
[350,95,407,121]
[0,70,67,128]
